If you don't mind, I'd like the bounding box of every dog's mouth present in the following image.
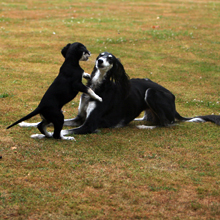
[96,63,113,72]
[80,51,91,61]
[97,63,104,68]
[97,64,108,70]
[96,53,114,70]
[96,58,110,69]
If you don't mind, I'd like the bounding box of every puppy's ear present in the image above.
[61,43,71,58]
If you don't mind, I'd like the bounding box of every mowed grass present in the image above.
[0,0,220,219]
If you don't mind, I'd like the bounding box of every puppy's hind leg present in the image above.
[31,120,52,139]
[52,112,75,140]
[37,120,52,137]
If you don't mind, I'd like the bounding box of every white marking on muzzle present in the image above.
[80,52,90,61]
[96,57,113,72]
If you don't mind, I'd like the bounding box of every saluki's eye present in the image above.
[108,55,113,61]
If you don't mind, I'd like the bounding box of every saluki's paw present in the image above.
[94,129,101,133]
[61,129,71,136]
[31,134,46,139]
[136,125,157,129]
[19,122,39,127]
[61,136,76,141]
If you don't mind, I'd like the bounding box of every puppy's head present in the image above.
[61,42,91,61]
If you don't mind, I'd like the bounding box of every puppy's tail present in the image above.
[175,111,220,125]
[7,107,41,129]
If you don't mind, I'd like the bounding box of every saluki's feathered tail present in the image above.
[7,107,41,129]
[175,112,220,125]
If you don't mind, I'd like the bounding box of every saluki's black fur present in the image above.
[7,42,102,139]
[61,52,220,135]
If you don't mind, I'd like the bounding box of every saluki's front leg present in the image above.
[63,93,90,127]
[62,100,104,136]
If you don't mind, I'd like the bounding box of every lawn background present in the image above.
[0,0,220,219]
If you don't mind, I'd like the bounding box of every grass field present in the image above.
[1,0,220,219]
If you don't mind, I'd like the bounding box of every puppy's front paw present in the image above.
[98,97,103,102]
[83,72,91,80]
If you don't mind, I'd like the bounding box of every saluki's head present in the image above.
[95,52,115,72]
[92,52,130,95]
[61,42,91,61]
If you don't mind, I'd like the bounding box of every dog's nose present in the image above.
[98,59,103,65]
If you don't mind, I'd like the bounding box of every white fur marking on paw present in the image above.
[31,134,46,139]
[136,125,157,129]
[87,88,102,102]
[61,136,76,141]
[61,129,71,136]
[83,72,91,79]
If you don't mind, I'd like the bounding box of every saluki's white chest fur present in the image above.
[91,69,105,89]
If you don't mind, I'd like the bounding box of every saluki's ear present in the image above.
[108,59,130,96]
[61,43,71,58]
[110,59,128,83]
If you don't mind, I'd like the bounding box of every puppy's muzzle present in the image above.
[80,51,91,61]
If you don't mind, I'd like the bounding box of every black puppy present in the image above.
[7,42,102,140]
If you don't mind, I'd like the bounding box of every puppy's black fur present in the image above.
[61,52,220,135]
[7,42,102,139]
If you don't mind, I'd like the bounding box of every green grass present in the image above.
[1,0,220,219]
